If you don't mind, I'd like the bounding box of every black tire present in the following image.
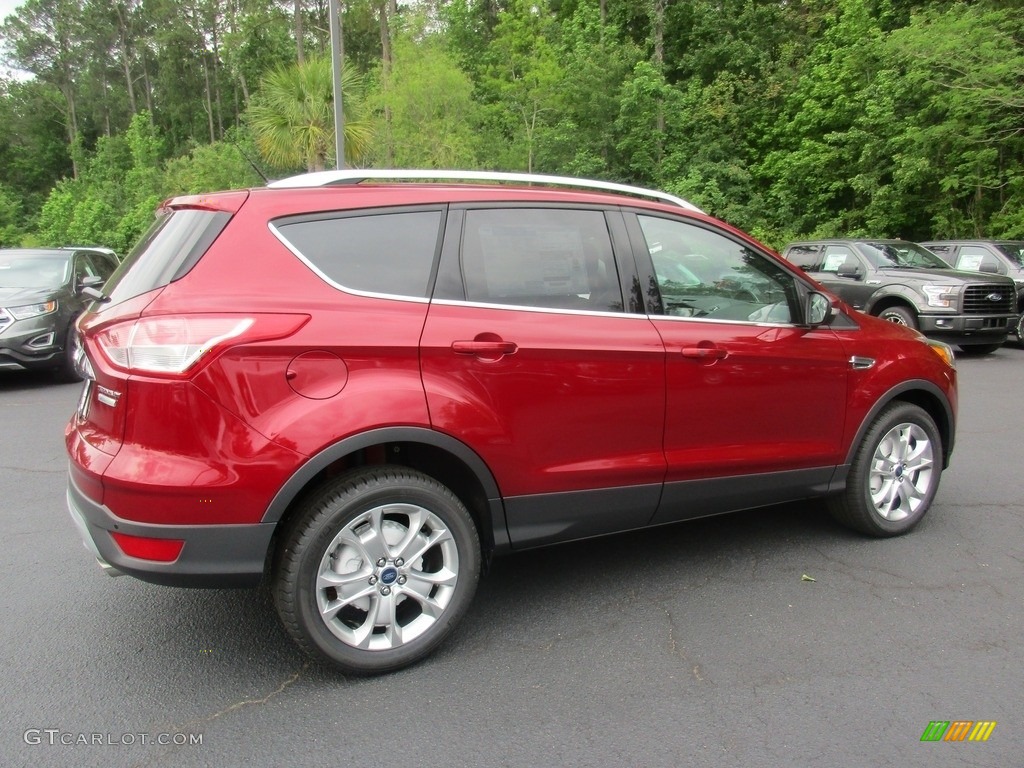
[828,402,942,537]
[272,466,480,675]
[957,343,1001,355]
[876,305,917,329]
[54,323,84,382]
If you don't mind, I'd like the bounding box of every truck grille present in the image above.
[963,284,1015,315]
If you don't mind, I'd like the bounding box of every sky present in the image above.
[0,0,21,20]
[0,0,27,79]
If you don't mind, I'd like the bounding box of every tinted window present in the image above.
[784,245,824,271]
[461,209,622,312]
[105,209,231,304]
[640,216,796,324]
[861,242,948,269]
[275,210,442,298]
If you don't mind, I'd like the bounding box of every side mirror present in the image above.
[978,262,999,274]
[836,265,862,279]
[804,291,833,327]
[78,275,109,302]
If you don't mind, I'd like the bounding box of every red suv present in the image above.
[66,171,958,674]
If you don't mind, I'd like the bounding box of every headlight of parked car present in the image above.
[8,300,58,319]
[922,285,959,309]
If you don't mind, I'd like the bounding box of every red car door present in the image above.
[627,213,850,524]
[420,206,667,547]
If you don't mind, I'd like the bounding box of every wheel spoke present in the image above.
[318,568,373,600]
[367,592,399,648]
[405,567,457,593]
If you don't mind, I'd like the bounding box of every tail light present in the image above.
[92,314,309,376]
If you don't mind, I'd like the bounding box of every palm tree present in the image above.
[248,57,373,172]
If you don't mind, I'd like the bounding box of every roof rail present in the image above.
[267,169,704,213]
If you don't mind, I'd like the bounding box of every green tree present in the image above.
[247,57,373,173]
[2,0,87,176]
[881,4,1024,238]
[478,0,564,172]
[366,18,481,168]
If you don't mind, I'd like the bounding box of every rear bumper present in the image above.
[66,471,274,587]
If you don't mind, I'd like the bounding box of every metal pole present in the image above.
[328,0,345,169]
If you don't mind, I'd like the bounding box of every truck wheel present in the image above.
[877,306,917,329]
[272,467,480,675]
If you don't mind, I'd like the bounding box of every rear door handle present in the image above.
[452,340,518,358]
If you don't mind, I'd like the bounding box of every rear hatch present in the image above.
[72,192,248,457]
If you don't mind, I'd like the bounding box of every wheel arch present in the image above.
[262,427,509,565]
[866,292,918,318]
[843,380,955,472]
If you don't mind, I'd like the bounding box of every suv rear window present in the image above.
[783,245,823,271]
[273,209,444,298]
[105,209,232,304]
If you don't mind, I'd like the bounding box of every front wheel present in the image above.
[272,467,481,675]
[828,402,942,537]
[876,306,917,329]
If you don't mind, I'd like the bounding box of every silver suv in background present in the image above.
[920,241,1024,340]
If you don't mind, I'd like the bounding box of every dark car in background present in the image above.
[781,239,1016,354]
[920,240,1024,340]
[0,247,120,380]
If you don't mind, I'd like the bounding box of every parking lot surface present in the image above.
[1,346,1020,768]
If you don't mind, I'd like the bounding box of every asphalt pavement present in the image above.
[1,345,1020,768]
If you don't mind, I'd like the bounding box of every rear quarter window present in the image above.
[104,209,232,304]
[272,209,444,299]
[783,245,824,271]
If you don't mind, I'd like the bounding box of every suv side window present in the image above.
[821,245,859,274]
[76,252,118,282]
[274,209,444,298]
[639,216,796,323]
[461,208,622,312]
[956,245,1004,275]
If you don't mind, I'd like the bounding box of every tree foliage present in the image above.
[1,0,1023,250]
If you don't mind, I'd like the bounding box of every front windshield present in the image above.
[994,242,1024,267]
[861,242,949,269]
[0,255,71,290]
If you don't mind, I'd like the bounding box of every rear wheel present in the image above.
[273,467,480,675]
[876,306,917,329]
[828,402,942,537]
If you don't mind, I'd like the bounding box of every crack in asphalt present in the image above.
[127,663,310,768]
